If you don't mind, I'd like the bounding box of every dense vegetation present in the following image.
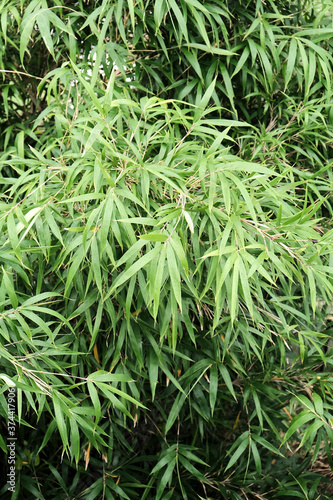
[1,0,333,498]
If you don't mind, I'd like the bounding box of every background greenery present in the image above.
[1,0,333,498]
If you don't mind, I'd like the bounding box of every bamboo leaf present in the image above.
[108,244,162,296]
[282,411,316,444]
[285,38,297,89]
[225,432,249,471]
[139,233,168,242]
[230,254,240,323]
[52,393,69,449]
[168,0,188,42]
[219,365,237,401]
[209,364,218,415]
[165,392,187,434]
[167,243,182,312]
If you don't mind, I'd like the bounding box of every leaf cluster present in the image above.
[1,0,333,499]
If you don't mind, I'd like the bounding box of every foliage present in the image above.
[1,0,333,498]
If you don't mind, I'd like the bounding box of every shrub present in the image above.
[1,1,333,498]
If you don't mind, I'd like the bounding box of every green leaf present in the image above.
[168,0,188,42]
[139,233,168,242]
[69,418,80,465]
[37,10,54,58]
[87,371,132,383]
[87,381,101,424]
[165,393,187,434]
[209,364,218,415]
[52,393,69,449]
[186,43,234,56]
[2,268,18,309]
[252,434,284,456]
[64,245,86,297]
[250,440,261,476]
[167,243,182,312]
[91,237,102,295]
[225,432,249,471]
[108,244,162,296]
[152,245,167,319]
[148,348,159,401]
[238,255,254,318]
[178,455,206,481]
[182,48,203,81]
[71,61,104,114]
[156,458,176,500]
[230,254,240,323]
[83,121,106,156]
[307,268,316,315]
[219,365,237,401]
[312,393,323,416]
[285,38,297,89]
[220,63,235,112]
[282,410,316,444]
